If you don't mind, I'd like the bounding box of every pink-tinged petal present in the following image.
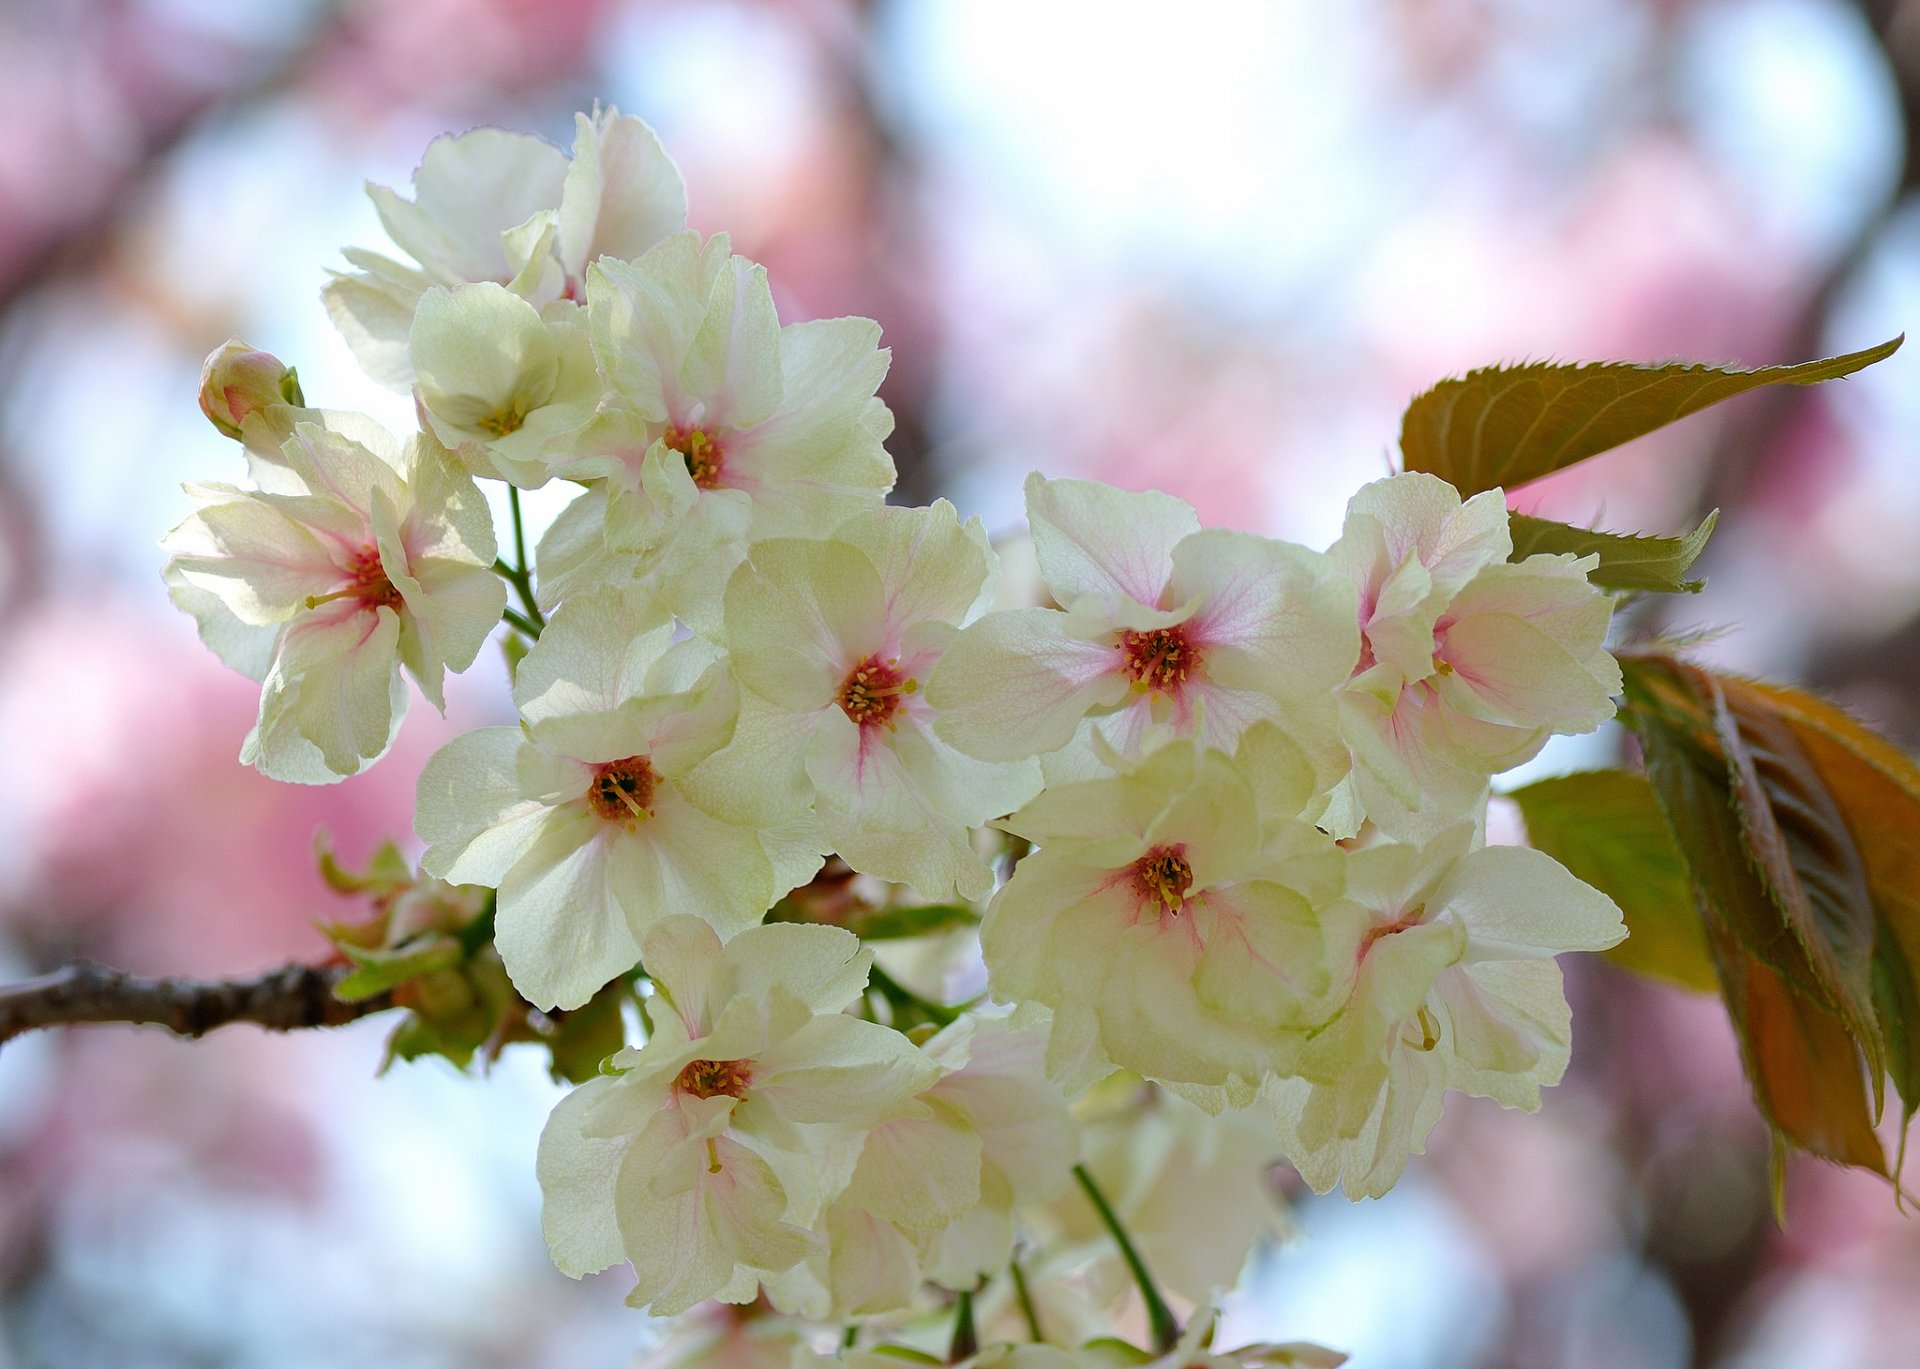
[163,492,348,625]
[1178,675,1285,755]
[836,502,993,641]
[684,254,783,431]
[1435,612,1616,732]
[245,601,405,782]
[1024,472,1197,608]
[926,608,1129,762]
[844,1105,984,1229]
[1173,529,1359,701]
[806,710,995,901]
[617,1119,816,1315]
[726,538,883,711]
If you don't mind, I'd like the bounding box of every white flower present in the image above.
[1329,473,1623,831]
[798,1011,1078,1316]
[409,283,602,487]
[163,419,504,782]
[1266,825,1623,1198]
[414,586,818,1010]
[324,109,686,388]
[536,917,934,1316]
[696,502,1042,901]
[928,475,1357,782]
[547,230,894,631]
[982,730,1341,1099]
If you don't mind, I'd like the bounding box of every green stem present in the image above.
[493,487,546,632]
[501,606,541,640]
[508,485,531,572]
[948,1287,978,1364]
[1072,1163,1180,1353]
[1009,1254,1043,1343]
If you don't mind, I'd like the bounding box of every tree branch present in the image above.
[0,961,394,1049]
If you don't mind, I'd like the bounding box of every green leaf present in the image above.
[544,979,630,1084]
[1508,510,1718,595]
[1508,770,1715,992]
[334,938,463,1001]
[1401,336,1902,495]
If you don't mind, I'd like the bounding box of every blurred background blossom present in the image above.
[2,1,1918,1365]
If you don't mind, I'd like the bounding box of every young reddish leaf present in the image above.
[1508,770,1716,992]
[1619,653,1900,1181]
[1621,657,1836,993]
[1711,678,1881,1082]
[1506,510,1717,595]
[1711,922,1888,1179]
[1737,683,1920,1146]
[1400,336,1901,496]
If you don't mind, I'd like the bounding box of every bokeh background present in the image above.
[2,1,1919,1365]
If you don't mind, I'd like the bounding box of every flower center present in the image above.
[1130,845,1194,912]
[836,655,916,728]
[478,399,530,437]
[306,544,402,613]
[1117,626,1197,693]
[586,756,657,825]
[665,426,724,489]
[675,1057,752,1100]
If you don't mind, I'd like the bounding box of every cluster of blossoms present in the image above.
[164,109,1629,1361]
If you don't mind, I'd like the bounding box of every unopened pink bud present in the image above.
[198,338,303,439]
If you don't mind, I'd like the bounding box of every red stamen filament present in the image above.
[306,544,403,612]
[1117,626,1197,693]
[1130,845,1194,913]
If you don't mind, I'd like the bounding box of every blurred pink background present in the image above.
[2,1,1919,1365]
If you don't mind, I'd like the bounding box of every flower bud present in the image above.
[198,338,303,439]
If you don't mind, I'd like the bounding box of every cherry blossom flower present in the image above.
[1329,472,1623,832]
[537,230,895,632]
[324,108,686,388]
[1266,824,1623,1198]
[414,587,818,1010]
[983,729,1342,1099]
[929,474,1357,781]
[408,283,601,487]
[790,1011,1078,1316]
[536,917,934,1315]
[163,418,504,783]
[696,502,1042,901]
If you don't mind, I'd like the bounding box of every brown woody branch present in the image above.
[0,961,394,1049]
